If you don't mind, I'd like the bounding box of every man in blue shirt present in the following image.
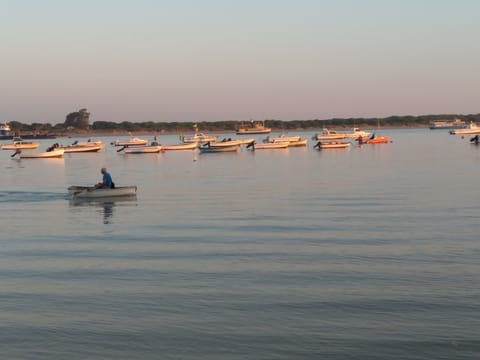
[95,167,114,189]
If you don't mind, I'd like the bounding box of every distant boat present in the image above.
[313,128,347,141]
[180,126,217,143]
[342,128,371,139]
[0,122,11,136]
[1,137,40,150]
[113,137,148,146]
[236,120,271,135]
[429,118,466,130]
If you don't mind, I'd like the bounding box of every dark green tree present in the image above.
[64,108,90,129]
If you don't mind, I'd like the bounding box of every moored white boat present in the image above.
[1,137,40,150]
[287,139,308,147]
[313,128,347,141]
[342,128,371,139]
[449,122,480,135]
[17,148,65,158]
[198,142,239,153]
[61,144,104,153]
[68,185,137,198]
[265,134,301,143]
[246,141,289,150]
[162,143,198,151]
[123,145,162,154]
[314,141,350,149]
[113,137,149,146]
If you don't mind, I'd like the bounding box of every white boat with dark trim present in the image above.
[342,128,371,139]
[449,122,480,135]
[1,137,40,150]
[113,137,149,146]
[180,128,217,144]
[16,148,65,158]
[199,142,239,153]
[313,141,350,150]
[265,134,302,143]
[313,128,347,141]
[162,143,198,151]
[123,145,162,154]
[68,185,137,198]
[60,142,104,153]
[246,141,289,150]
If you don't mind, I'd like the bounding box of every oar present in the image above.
[11,149,21,157]
[117,146,126,152]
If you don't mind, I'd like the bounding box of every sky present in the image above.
[1,0,480,124]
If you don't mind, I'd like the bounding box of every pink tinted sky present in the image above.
[1,0,480,123]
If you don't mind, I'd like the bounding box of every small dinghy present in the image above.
[68,185,137,198]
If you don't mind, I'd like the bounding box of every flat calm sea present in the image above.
[1,129,479,359]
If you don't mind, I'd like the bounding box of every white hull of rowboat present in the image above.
[68,186,137,198]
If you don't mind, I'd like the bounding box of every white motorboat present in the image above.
[449,122,480,135]
[68,185,137,198]
[265,134,302,143]
[180,126,217,143]
[123,145,162,154]
[113,137,149,146]
[342,128,371,139]
[16,148,65,158]
[313,128,347,141]
[1,137,40,150]
[198,142,239,153]
[246,141,289,150]
[61,142,104,153]
[314,141,350,149]
[162,143,198,151]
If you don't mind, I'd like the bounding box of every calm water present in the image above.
[1,129,479,359]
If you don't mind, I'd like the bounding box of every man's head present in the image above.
[101,167,107,174]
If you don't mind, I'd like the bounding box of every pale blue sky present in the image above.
[1,0,479,123]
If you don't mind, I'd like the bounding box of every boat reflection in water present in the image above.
[69,196,138,224]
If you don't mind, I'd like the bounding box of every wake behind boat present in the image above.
[68,185,137,198]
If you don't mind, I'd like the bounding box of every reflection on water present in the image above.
[69,196,137,224]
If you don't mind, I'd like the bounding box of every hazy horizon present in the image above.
[2,0,480,124]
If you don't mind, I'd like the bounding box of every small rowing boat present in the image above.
[68,185,137,198]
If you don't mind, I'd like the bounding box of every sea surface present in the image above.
[1,129,479,359]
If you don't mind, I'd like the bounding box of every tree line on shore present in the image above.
[6,109,480,134]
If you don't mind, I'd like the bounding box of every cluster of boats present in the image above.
[1,138,106,158]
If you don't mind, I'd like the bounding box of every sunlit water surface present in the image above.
[1,129,479,359]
